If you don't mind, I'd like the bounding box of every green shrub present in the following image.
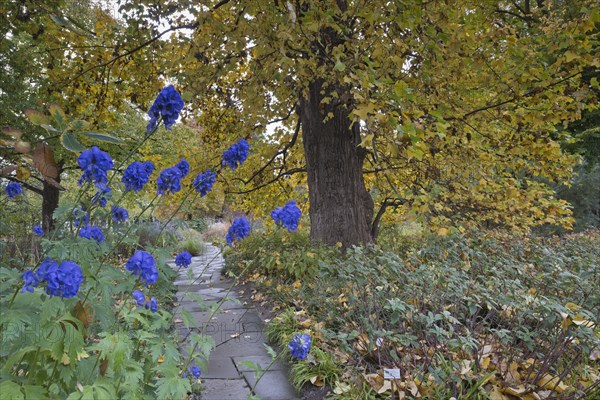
[224,228,339,281]
[180,229,206,256]
[231,229,600,399]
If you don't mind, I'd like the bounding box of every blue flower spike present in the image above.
[126,250,158,286]
[271,200,302,232]
[289,333,311,360]
[226,217,251,246]
[222,139,250,171]
[33,225,44,236]
[4,182,22,199]
[146,85,185,134]
[175,251,192,268]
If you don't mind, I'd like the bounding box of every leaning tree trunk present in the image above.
[300,80,374,248]
[42,179,60,232]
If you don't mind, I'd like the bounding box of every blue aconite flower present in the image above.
[32,258,83,298]
[289,333,311,360]
[126,250,158,285]
[226,217,251,246]
[57,261,84,298]
[73,208,89,227]
[146,85,185,134]
[189,365,201,379]
[271,200,302,232]
[79,224,105,243]
[193,170,216,197]
[150,297,158,313]
[77,146,114,189]
[132,290,145,306]
[4,182,22,199]
[176,159,190,177]
[111,206,129,223]
[175,251,192,268]
[33,225,44,236]
[21,270,39,293]
[157,166,183,195]
[222,139,250,171]
[122,161,155,192]
[92,187,111,207]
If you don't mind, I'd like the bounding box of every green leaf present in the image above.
[61,133,87,152]
[0,380,24,400]
[50,15,70,27]
[180,308,197,328]
[49,105,67,130]
[24,109,50,126]
[334,59,346,72]
[264,344,277,360]
[79,132,124,144]
[23,385,48,400]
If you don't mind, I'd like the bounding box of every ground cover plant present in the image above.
[226,229,600,399]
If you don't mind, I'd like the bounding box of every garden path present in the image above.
[171,243,298,400]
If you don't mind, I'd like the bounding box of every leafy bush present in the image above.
[136,220,183,248]
[232,230,600,399]
[224,228,339,281]
[180,229,206,256]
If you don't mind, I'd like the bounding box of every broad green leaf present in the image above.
[79,132,124,144]
[61,133,87,152]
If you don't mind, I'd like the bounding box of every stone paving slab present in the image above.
[202,357,241,379]
[242,370,299,400]
[172,243,296,400]
[233,355,286,372]
[199,378,251,400]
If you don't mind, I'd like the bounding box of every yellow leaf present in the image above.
[16,167,31,181]
[157,355,164,364]
[536,374,570,393]
[309,375,325,387]
[437,227,449,236]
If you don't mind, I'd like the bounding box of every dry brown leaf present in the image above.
[309,375,325,387]
[33,143,59,179]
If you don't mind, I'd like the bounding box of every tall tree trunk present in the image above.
[42,179,60,232]
[300,80,374,247]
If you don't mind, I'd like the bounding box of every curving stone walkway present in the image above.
[171,244,298,400]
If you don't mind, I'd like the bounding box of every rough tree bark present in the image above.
[41,178,60,232]
[300,80,374,247]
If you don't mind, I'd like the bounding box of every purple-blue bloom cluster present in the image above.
[73,207,89,227]
[222,139,250,171]
[126,250,158,286]
[4,182,22,199]
[92,187,111,207]
[33,225,44,236]
[132,290,157,312]
[175,251,192,268]
[289,333,311,360]
[226,217,251,246]
[146,85,185,134]
[77,146,113,189]
[79,224,105,243]
[145,297,158,313]
[111,206,129,223]
[156,160,188,195]
[176,159,190,177]
[23,258,84,298]
[271,200,302,232]
[132,290,145,306]
[193,170,216,197]
[122,161,155,192]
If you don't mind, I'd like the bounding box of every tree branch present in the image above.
[228,167,305,194]
[244,116,301,185]
[371,198,407,240]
